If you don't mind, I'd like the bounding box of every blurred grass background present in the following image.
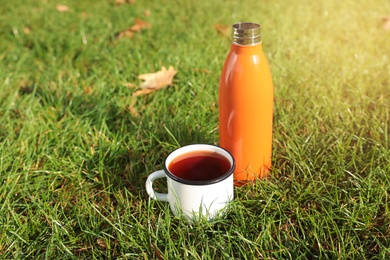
[0,0,389,258]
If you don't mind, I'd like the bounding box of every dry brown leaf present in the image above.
[151,244,164,260]
[130,18,151,32]
[127,98,139,118]
[127,105,140,118]
[144,9,151,17]
[23,27,31,35]
[381,16,390,31]
[56,4,70,12]
[123,82,137,88]
[115,0,135,5]
[115,18,150,40]
[132,66,178,97]
[115,29,134,39]
[214,23,230,36]
[132,88,155,97]
[84,86,93,95]
[96,239,107,248]
[139,66,177,89]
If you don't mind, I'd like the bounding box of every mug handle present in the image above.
[145,170,168,202]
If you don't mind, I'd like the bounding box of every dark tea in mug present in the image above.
[168,150,231,182]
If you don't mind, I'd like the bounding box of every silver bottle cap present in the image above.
[232,22,262,45]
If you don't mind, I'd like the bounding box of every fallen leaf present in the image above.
[151,244,164,260]
[23,27,31,35]
[139,66,177,89]
[381,16,390,31]
[123,82,137,88]
[96,239,107,248]
[214,23,230,36]
[127,105,139,118]
[130,18,151,32]
[144,9,151,17]
[83,86,93,95]
[115,29,134,39]
[132,88,155,97]
[115,0,135,5]
[126,98,139,118]
[132,66,178,96]
[115,18,151,40]
[56,4,70,12]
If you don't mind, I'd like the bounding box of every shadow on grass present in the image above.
[22,83,217,197]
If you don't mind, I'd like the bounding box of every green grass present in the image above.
[1,0,389,258]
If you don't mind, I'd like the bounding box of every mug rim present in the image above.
[163,144,235,186]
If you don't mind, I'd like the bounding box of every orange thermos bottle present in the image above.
[219,22,274,184]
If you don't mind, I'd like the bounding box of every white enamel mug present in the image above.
[145,144,235,220]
